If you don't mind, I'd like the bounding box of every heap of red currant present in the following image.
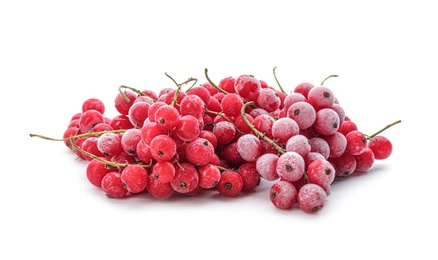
[30,68,400,214]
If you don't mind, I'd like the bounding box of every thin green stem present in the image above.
[320,74,338,86]
[204,68,228,95]
[30,129,128,142]
[165,72,182,107]
[241,101,286,154]
[367,120,401,139]
[272,66,287,94]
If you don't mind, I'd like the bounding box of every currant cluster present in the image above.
[31,68,400,214]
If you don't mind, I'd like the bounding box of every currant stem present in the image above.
[165,72,182,107]
[241,101,286,154]
[320,74,339,86]
[367,120,401,139]
[272,66,287,94]
[119,85,155,102]
[30,129,128,142]
[205,109,232,121]
[204,68,228,95]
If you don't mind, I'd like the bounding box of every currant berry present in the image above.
[170,162,199,194]
[101,172,128,198]
[216,170,243,197]
[149,134,177,162]
[121,164,149,193]
[297,183,327,213]
[368,136,392,160]
[197,164,221,189]
[270,180,298,210]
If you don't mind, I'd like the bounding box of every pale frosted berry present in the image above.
[276,152,305,182]
[236,134,262,162]
[297,183,327,213]
[271,117,300,144]
[309,137,330,159]
[256,153,280,181]
[313,108,340,136]
[285,134,311,158]
[307,86,335,111]
[287,101,316,130]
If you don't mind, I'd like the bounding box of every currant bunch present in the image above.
[30,68,400,214]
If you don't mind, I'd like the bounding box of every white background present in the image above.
[1,0,436,259]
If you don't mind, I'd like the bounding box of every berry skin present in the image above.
[337,120,358,136]
[324,132,347,158]
[81,136,105,161]
[147,174,174,200]
[276,152,305,183]
[128,101,150,128]
[237,163,261,192]
[283,92,307,114]
[141,121,168,145]
[185,137,215,166]
[175,115,201,142]
[287,101,316,130]
[236,134,262,162]
[309,137,331,160]
[186,85,211,105]
[270,180,298,210]
[330,152,357,177]
[79,110,104,133]
[271,117,300,144]
[354,147,375,172]
[313,108,340,136]
[97,132,122,157]
[110,114,134,130]
[256,153,280,181]
[151,161,175,184]
[294,82,314,98]
[121,165,149,193]
[212,121,236,145]
[86,159,113,187]
[216,170,243,197]
[197,164,221,189]
[115,90,136,115]
[285,134,311,158]
[101,172,128,198]
[219,76,236,93]
[149,134,177,162]
[170,162,199,194]
[346,130,368,156]
[368,136,392,160]
[256,88,281,112]
[306,159,335,195]
[297,183,327,213]
[82,98,105,114]
[221,93,244,117]
[136,140,153,165]
[252,114,275,138]
[121,128,142,157]
[234,74,261,101]
[307,86,335,111]
[154,104,180,130]
[179,94,205,119]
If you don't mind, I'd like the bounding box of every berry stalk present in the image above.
[272,66,287,94]
[320,74,338,86]
[241,101,286,154]
[367,120,401,139]
[204,68,229,95]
